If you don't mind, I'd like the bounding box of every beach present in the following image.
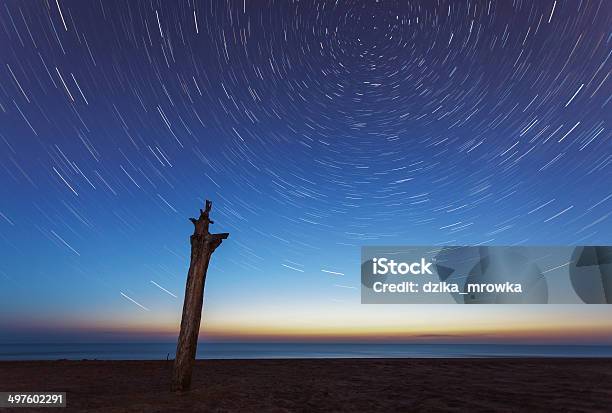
[2,358,611,412]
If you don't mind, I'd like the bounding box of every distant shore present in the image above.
[2,358,612,412]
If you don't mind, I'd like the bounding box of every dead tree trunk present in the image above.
[171,200,228,392]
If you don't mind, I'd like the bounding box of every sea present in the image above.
[1,343,612,361]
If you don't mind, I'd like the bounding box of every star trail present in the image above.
[0,0,610,335]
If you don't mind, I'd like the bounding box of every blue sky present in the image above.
[0,0,610,343]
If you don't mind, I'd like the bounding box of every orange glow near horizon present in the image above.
[6,304,612,344]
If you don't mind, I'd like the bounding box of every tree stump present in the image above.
[171,200,229,392]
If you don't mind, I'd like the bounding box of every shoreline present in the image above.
[2,342,612,361]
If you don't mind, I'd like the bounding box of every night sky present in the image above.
[0,0,610,342]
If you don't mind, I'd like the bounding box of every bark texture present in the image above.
[171,200,228,392]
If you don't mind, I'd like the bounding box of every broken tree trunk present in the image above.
[171,200,229,392]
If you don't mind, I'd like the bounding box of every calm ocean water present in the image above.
[1,343,612,360]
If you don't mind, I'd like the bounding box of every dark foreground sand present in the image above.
[1,359,612,412]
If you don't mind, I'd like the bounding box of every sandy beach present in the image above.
[1,358,611,412]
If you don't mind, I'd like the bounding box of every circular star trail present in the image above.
[0,1,610,314]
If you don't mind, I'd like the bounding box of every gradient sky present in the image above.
[0,0,610,344]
